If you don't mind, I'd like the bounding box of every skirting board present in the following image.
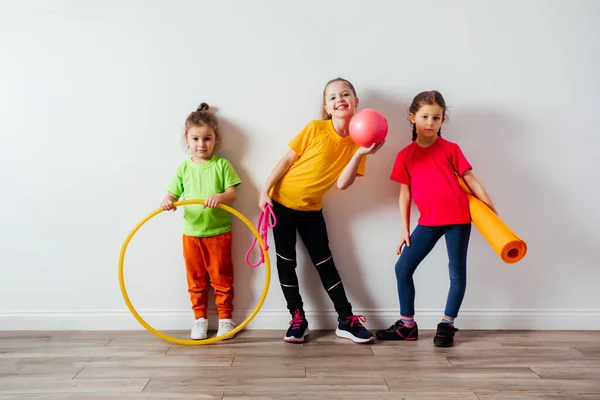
[1,309,599,331]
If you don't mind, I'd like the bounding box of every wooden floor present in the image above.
[1,329,599,399]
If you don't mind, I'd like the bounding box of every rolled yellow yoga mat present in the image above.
[457,177,527,264]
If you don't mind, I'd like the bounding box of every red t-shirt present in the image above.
[390,137,472,226]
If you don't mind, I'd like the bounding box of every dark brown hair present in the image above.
[321,77,357,120]
[409,90,447,141]
[184,102,221,146]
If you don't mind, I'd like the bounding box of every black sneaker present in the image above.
[376,319,418,341]
[433,323,459,347]
[335,315,375,344]
[284,310,309,343]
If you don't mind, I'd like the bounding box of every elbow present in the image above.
[337,177,353,190]
[225,188,237,203]
[400,193,411,206]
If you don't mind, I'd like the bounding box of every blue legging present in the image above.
[395,223,471,318]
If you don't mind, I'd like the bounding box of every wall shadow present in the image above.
[205,115,263,324]
[447,105,598,316]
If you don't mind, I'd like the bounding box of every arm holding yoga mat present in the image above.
[461,169,497,215]
[456,173,527,264]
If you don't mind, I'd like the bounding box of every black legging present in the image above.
[271,200,353,320]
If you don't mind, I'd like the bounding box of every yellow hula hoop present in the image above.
[118,199,271,345]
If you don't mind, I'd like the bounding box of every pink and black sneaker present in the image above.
[433,322,458,347]
[284,310,309,343]
[335,315,375,344]
[375,319,419,341]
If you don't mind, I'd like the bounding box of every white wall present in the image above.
[1,0,599,331]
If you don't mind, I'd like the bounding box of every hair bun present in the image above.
[197,102,209,112]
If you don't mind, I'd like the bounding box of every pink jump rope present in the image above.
[245,203,276,267]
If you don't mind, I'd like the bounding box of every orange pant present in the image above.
[182,232,234,319]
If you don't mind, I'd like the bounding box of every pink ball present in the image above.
[349,108,388,147]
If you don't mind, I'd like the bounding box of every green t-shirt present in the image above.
[166,155,242,237]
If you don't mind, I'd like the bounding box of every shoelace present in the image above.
[387,319,403,331]
[289,310,305,330]
[245,204,277,268]
[436,325,459,334]
[219,320,235,330]
[345,315,367,329]
[193,320,207,329]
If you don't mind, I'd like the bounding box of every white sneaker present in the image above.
[217,318,236,339]
[191,317,208,340]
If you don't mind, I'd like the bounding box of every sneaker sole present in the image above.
[376,335,418,341]
[217,332,236,340]
[335,328,375,344]
[284,328,310,343]
[191,334,207,340]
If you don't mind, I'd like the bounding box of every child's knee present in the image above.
[276,252,296,269]
[395,257,416,280]
[449,267,467,282]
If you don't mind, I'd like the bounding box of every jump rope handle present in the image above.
[245,203,276,268]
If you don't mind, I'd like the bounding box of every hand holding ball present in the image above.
[349,109,388,147]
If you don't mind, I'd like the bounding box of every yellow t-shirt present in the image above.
[270,120,366,211]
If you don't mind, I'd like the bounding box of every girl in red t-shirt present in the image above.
[376,91,497,347]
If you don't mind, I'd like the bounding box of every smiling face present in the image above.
[323,80,359,120]
[410,103,445,139]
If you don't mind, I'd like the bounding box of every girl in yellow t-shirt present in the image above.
[259,78,385,344]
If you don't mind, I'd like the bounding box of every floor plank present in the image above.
[307,366,539,380]
[0,378,150,395]
[166,343,374,357]
[0,357,21,368]
[143,376,389,393]
[75,365,305,379]
[494,330,600,342]
[0,332,53,339]
[447,356,597,368]
[222,393,479,399]
[0,338,111,348]
[0,368,83,381]
[574,346,600,356]
[372,345,584,357]
[0,394,220,400]
[12,355,233,369]
[531,366,600,380]
[386,377,600,393]
[476,395,600,400]
[0,346,169,358]
[232,354,452,368]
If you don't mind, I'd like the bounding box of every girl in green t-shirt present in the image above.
[161,102,241,341]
